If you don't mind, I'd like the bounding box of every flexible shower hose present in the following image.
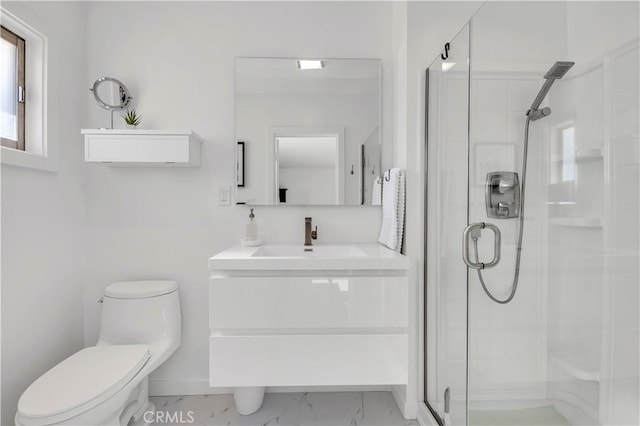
[471,117,532,304]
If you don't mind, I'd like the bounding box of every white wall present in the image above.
[82,1,391,395]
[467,76,548,400]
[0,2,87,424]
[551,3,639,423]
[279,168,335,205]
[567,1,640,68]
[391,1,407,169]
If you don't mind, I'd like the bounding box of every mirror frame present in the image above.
[90,76,132,111]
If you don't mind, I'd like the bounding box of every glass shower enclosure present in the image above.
[425,2,639,425]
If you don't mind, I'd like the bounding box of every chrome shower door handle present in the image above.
[462,222,501,269]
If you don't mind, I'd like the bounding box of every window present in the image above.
[1,25,25,150]
[560,126,576,182]
[1,8,49,170]
[550,124,576,184]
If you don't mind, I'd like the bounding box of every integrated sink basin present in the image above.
[252,245,366,258]
[209,243,409,271]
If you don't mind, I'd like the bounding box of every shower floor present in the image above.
[469,405,570,426]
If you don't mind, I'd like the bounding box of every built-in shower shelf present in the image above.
[545,201,577,206]
[550,217,602,228]
[575,148,603,163]
[549,352,600,382]
[550,148,603,164]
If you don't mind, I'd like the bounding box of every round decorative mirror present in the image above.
[90,77,133,129]
[90,77,132,110]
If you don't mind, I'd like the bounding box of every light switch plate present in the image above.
[218,185,231,205]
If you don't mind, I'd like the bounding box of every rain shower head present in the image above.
[544,61,575,79]
[528,61,575,120]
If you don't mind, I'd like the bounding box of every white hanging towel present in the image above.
[371,176,382,206]
[378,168,406,252]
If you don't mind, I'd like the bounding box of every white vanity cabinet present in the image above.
[208,244,410,388]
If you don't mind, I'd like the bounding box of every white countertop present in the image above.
[209,243,410,271]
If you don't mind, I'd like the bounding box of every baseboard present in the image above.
[391,385,419,420]
[149,379,391,397]
[149,379,213,396]
[468,397,553,411]
[417,402,440,426]
[468,387,546,403]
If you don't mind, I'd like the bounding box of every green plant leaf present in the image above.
[121,108,141,125]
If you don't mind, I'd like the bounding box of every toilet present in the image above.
[15,280,181,426]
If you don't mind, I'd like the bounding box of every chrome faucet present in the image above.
[304,217,318,247]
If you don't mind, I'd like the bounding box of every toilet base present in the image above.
[130,402,154,425]
[233,387,266,415]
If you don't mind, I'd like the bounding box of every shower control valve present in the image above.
[486,171,521,219]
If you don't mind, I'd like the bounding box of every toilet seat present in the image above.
[17,345,150,426]
[105,280,178,299]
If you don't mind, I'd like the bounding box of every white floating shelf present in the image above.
[550,217,602,228]
[549,352,600,382]
[82,129,203,167]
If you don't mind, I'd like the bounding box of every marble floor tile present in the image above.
[149,391,418,426]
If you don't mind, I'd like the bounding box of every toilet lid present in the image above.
[104,280,178,299]
[17,345,150,424]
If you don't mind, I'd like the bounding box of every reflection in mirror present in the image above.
[273,128,344,205]
[90,77,131,110]
[90,76,132,129]
[362,141,381,205]
[235,58,382,206]
[96,81,125,108]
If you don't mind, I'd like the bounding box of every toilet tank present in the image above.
[98,281,181,348]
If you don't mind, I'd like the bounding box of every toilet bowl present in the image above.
[15,280,181,426]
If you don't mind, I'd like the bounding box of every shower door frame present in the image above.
[422,68,446,426]
[422,22,472,426]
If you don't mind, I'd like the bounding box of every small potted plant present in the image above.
[122,108,141,129]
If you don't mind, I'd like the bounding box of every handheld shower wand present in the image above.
[474,61,574,304]
[527,61,575,121]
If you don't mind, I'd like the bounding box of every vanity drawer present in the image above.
[209,334,407,387]
[209,276,407,330]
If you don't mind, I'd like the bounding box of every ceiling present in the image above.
[236,57,380,95]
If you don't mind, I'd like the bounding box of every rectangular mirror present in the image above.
[235,57,382,206]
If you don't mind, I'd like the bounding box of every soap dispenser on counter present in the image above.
[241,208,263,247]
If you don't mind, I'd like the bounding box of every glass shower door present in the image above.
[425,24,470,426]
[426,3,639,426]
[466,2,639,425]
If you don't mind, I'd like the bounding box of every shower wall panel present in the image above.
[468,75,549,401]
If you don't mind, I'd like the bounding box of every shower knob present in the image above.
[498,180,516,193]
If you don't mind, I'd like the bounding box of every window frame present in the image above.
[0,7,51,171]
[1,24,26,151]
